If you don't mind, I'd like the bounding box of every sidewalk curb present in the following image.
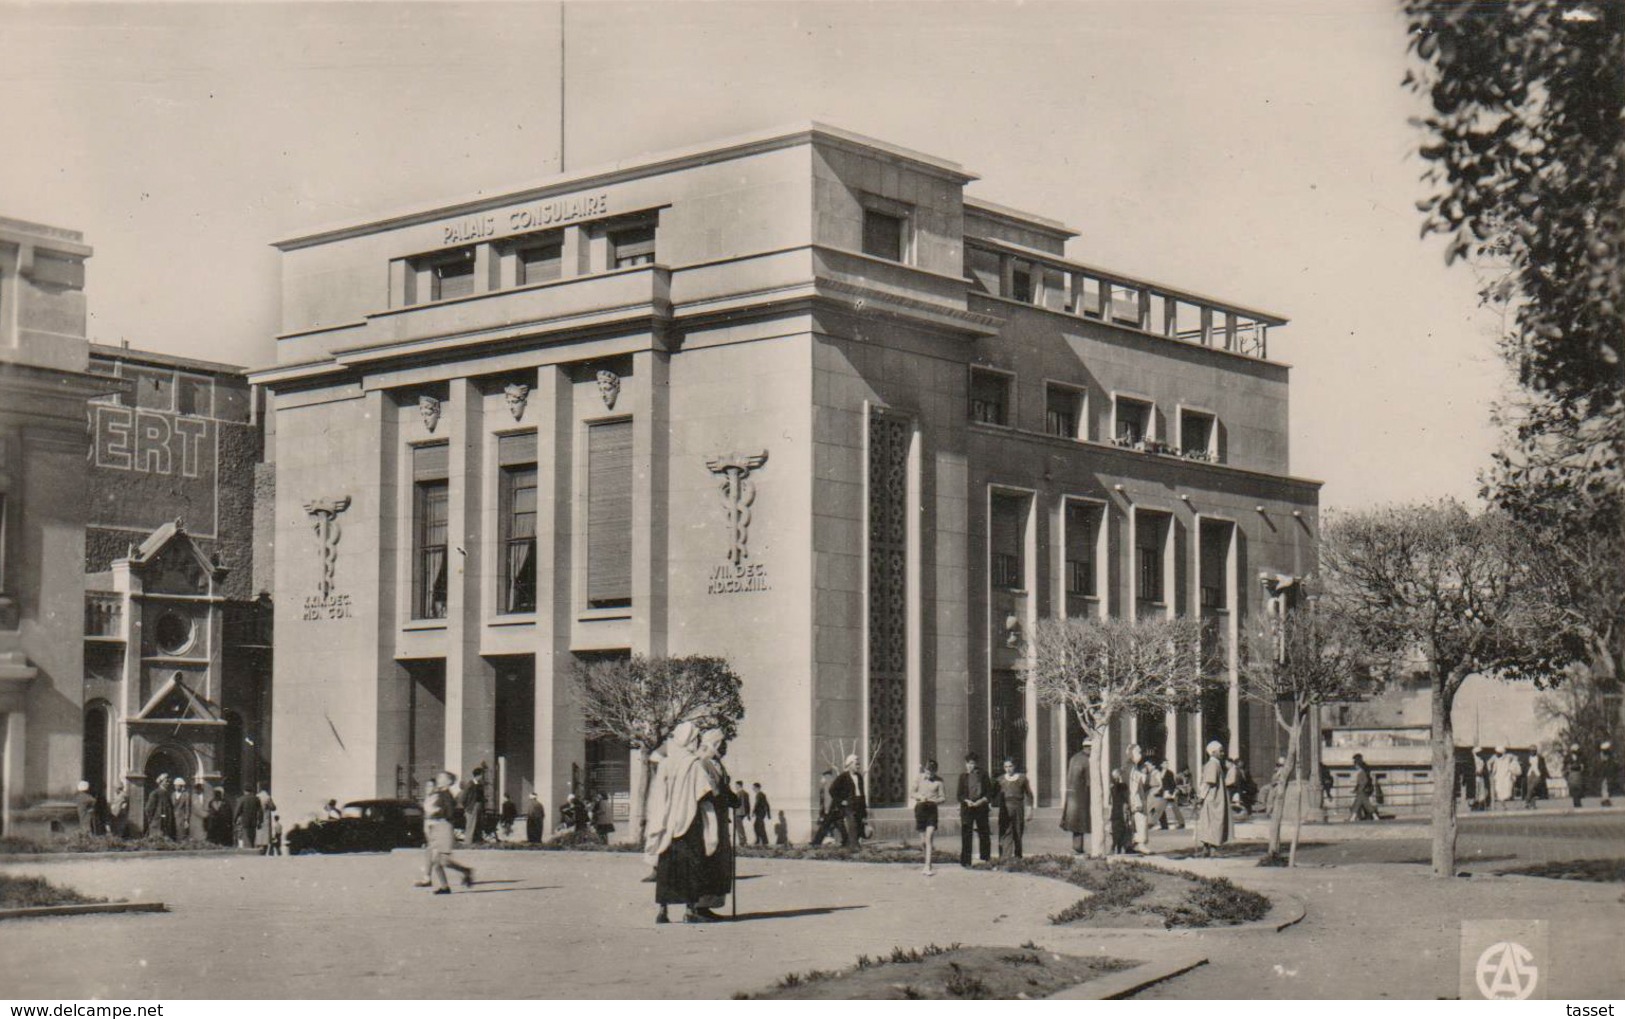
[0,901,167,921]
[1049,952,1208,999]
[0,849,257,864]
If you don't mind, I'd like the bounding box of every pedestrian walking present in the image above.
[1126,745,1151,853]
[109,783,129,839]
[912,759,945,875]
[266,810,284,855]
[957,752,992,867]
[809,768,841,846]
[75,781,97,833]
[1156,761,1185,830]
[829,755,868,848]
[170,777,193,840]
[643,722,721,924]
[460,767,487,844]
[1562,743,1586,808]
[1349,753,1378,821]
[995,757,1034,859]
[423,771,474,893]
[592,792,616,841]
[1108,767,1131,854]
[1194,740,1237,856]
[694,729,736,919]
[233,787,262,848]
[731,780,750,845]
[749,783,771,846]
[500,793,517,838]
[1523,749,1545,810]
[1489,746,1521,810]
[205,788,231,844]
[1060,743,1091,854]
[525,791,546,843]
[1471,747,1490,811]
[1600,741,1615,807]
[255,786,276,850]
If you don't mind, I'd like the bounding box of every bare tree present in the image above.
[1028,614,1212,858]
[570,654,745,845]
[1239,590,1373,865]
[1320,501,1582,878]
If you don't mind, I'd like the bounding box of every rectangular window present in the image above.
[1045,385,1084,439]
[969,369,1011,426]
[990,493,1026,591]
[1064,501,1100,614]
[412,443,450,620]
[609,224,656,268]
[1010,264,1033,304]
[1138,545,1164,603]
[862,209,905,262]
[128,367,175,412]
[429,248,476,301]
[1200,520,1231,611]
[1114,397,1152,445]
[517,238,563,285]
[586,420,633,608]
[0,492,7,594]
[498,432,539,614]
[176,374,212,417]
[1066,559,1094,597]
[1181,409,1216,460]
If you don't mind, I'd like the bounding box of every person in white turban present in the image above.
[1489,746,1521,809]
[1195,740,1237,856]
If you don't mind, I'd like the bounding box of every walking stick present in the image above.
[731,830,738,919]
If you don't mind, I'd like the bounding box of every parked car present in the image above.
[285,799,426,855]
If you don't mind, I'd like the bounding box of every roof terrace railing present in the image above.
[965,238,1285,360]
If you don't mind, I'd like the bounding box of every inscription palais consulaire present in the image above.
[706,450,770,595]
[441,192,611,246]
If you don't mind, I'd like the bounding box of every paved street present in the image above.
[1,807,1620,1000]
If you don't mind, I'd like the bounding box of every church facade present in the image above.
[253,124,1320,833]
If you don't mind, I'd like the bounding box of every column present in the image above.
[532,366,577,812]
[630,350,669,657]
[1,711,23,835]
[443,378,494,778]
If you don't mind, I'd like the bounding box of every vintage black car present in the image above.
[285,799,426,855]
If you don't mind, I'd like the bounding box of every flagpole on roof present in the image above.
[559,2,567,174]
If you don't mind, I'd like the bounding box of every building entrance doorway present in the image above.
[82,703,111,797]
[991,670,1027,768]
[144,746,192,785]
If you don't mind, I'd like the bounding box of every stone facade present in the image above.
[253,124,1321,834]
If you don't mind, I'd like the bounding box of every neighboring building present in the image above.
[81,345,273,826]
[251,123,1320,834]
[0,217,124,836]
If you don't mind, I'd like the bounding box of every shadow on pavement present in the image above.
[463,885,561,895]
[725,904,869,922]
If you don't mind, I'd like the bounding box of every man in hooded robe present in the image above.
[1195,740,1237,857]
[644,722,721,924]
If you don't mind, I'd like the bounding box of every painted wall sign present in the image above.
[704,450,770,595]
[441,192,611,246]
[88,403,219,538]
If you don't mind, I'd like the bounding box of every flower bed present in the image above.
[0,874,108,910]
[740,942,1132,1000]
[0,833,232,855]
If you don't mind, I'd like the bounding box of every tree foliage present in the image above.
[570,654,746,753]
[1239,593,1376,861]
[1404,0,1624,420]
[1029,614,1214,858]
[1320,500,1584,875]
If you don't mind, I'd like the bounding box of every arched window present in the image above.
[82,701,112,798]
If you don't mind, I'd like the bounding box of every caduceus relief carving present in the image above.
[304,496,352,599]
[705,451,768,566]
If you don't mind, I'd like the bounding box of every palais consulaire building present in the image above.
[252,124,1320,833]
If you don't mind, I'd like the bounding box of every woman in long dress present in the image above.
[1195,740,1237,857]
[644,722,723,924]
[695,729,736,917]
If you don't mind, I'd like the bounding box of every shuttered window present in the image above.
[496,431,537,468]
[412,442,449,481]
[609,224,656,268]
[518,239,562,285]
[429,248,475,300]
[586,420,633,608]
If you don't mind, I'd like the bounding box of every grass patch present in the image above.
[0,874,108,909]
[999,855,1270,929]
[743,943,1131,1000]
[0,833,227,855]
[1499,858,1625,883]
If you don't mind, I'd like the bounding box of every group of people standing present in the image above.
[1060,739,1237,858]
[73,776,279,851]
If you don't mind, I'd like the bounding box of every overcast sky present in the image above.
[0,0,1509,510]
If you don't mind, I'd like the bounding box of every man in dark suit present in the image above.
[957,753,992,867]
[828,756,867,847]
[143,773,174,839]
[460,767,487,844]
[750,783,771,846]
[732,781,750,844]
[232,786,262,848]
[809,768,840,846]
